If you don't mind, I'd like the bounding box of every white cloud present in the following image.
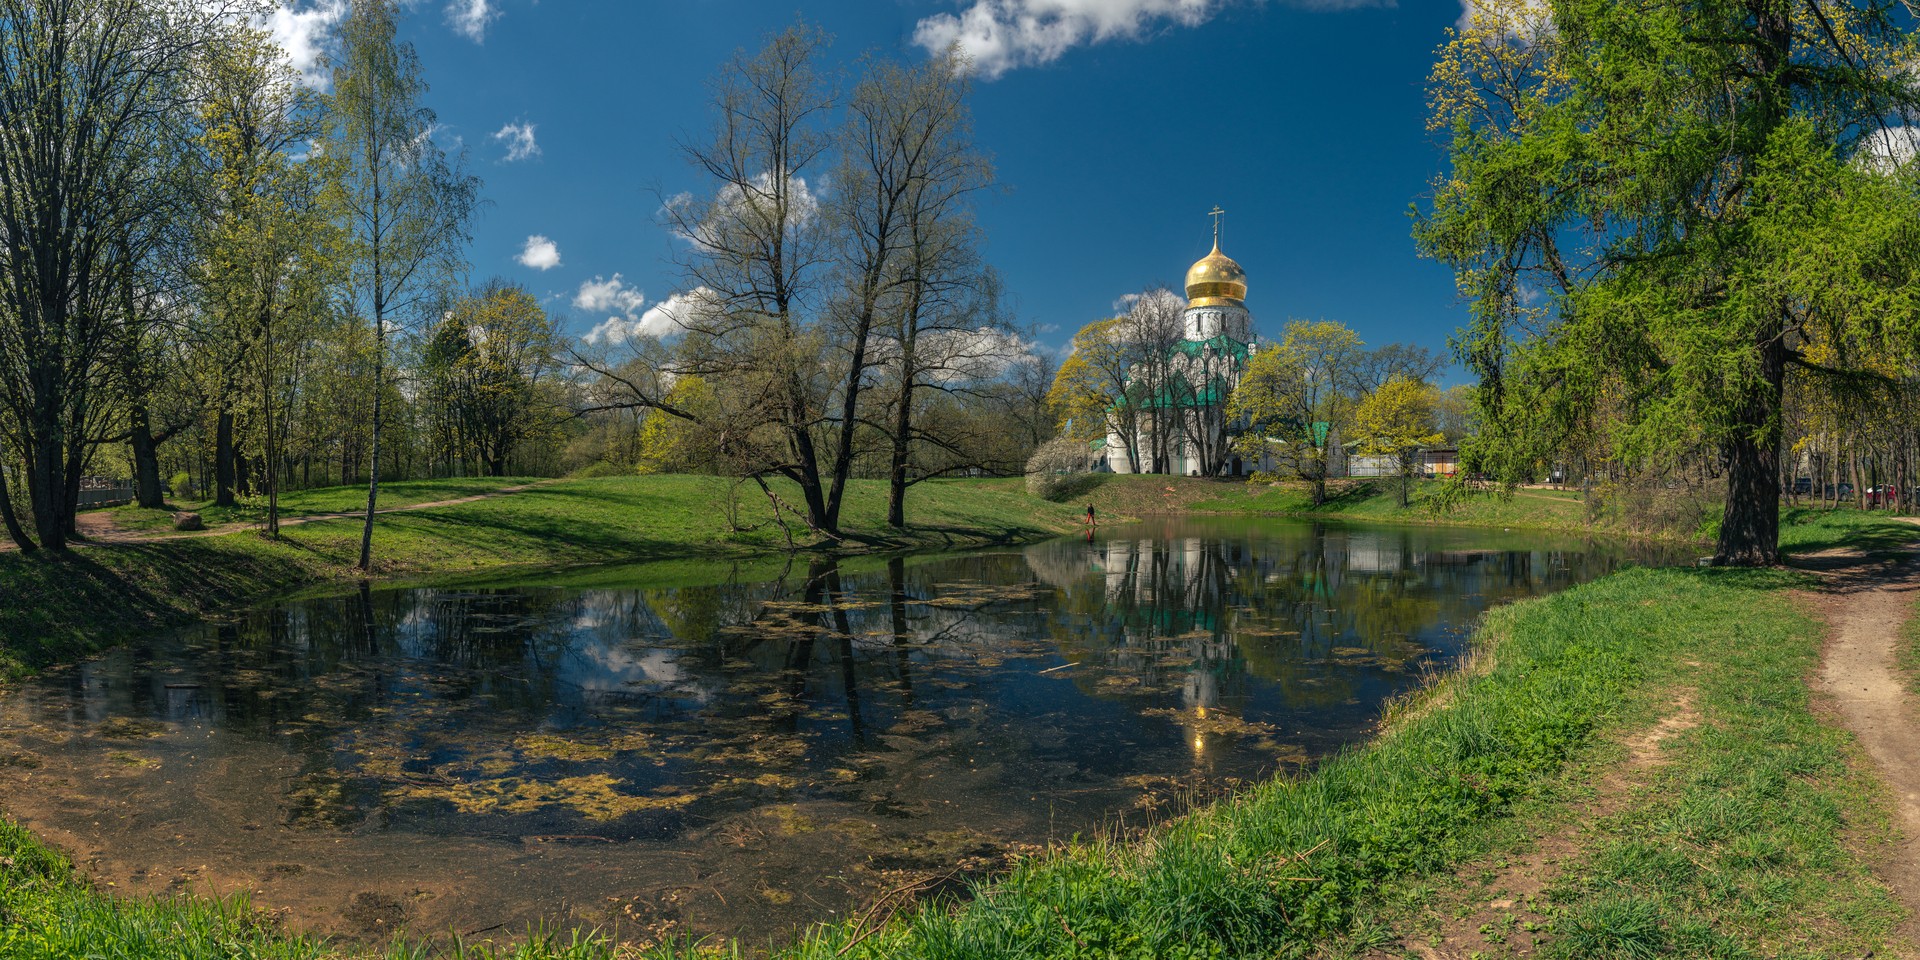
[870,326,1041,383]
[638,290,718,337]
[1858,124,1920,174]
[581,287,718,345]
[1455,0,1554,40]
[262,1,346,89]
[664,173,821,251]
[492,121,540,162]
[913,0,1255,79]
[574,274,647,315]
[516,235,561,271]
[446,0,498,42]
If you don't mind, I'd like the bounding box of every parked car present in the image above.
[1866,485,1902,508]
[1791,477,1813,496]
[1821,483,1855,501]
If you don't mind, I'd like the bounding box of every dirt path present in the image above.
[1381,691,1700,959]
[1805,519,1920,955]
[6,481,556,552]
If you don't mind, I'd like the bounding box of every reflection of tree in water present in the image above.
[25,527,1660,839]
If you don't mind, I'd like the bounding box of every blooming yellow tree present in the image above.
[1353,376,1445,508]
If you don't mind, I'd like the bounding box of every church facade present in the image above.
[1102,230,1261,477]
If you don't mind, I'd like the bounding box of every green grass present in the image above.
[1186,478,1597,531]
[1774,507,1920,558]
[1359,570,1902,958]
[0,482,1908,959]
[0,475,1081,681]
[1540,645,1901,960]
[1074,474,1661,540]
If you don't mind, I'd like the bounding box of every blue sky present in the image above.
[273,0,1473,366]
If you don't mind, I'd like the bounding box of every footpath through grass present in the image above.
[1,511,1910,958]
[0,475,1081,681]
[95,476,538,533]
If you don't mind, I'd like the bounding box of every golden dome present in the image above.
[1185,240,1247,308]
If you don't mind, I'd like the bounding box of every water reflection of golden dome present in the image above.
[1185,240,1247,308]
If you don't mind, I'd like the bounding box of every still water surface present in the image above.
[0,519,1676,946]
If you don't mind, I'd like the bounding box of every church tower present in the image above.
[1182,209,1252,342]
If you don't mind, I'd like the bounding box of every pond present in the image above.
[0,519,1678,948]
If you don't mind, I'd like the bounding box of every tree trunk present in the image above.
[887,377,913,529]
[215,404,237,508]
[359,317,385,573]
[129,400,165,508]
[1851,453,1864,510]
[62,433,86,539]
[784,371,832,535]
[0,443,35,552]
[1713,337,1785,566]
[27,369,69,550]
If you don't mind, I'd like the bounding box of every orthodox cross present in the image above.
[1208,206,1226,248]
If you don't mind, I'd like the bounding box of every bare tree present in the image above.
[1120,287,1187,474]
[650,24,842,531]
[1353,343,1445,395]
[846,52,1001,527]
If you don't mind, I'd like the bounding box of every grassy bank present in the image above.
[1,513,1909,958]
[1,475,1081,680]
[1059,474,1668,540]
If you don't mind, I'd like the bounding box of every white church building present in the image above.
[1101,220,1261,477]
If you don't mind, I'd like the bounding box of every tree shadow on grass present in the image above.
[0,540,318,675]
[1037,473,1111,504]
[373,508,720,566]
[1314,481,1386,511]
[1778,508,1920,559]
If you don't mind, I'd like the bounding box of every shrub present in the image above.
[1026,438,1094,501]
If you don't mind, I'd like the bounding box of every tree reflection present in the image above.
[18,522,1670,839]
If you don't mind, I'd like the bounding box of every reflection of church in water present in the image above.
[1025,528,1600,714]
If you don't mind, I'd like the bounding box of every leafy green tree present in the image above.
[196,26,343,533]
[328,0,479,570]
[426,282,560,476]
[634,375,715,475]
[1418,0,1920,564]
[1353,375,1446,507]
[1226,320,1364,505]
